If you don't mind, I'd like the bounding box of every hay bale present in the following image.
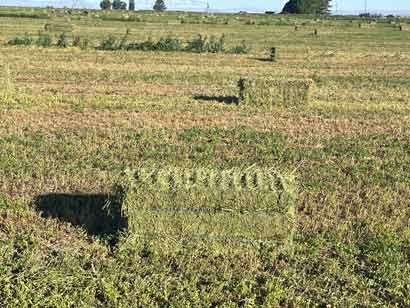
[44,19,74,32]
[270,47,277,62]
[358,22,375,29]
[114,167,297,253]
[238,77,314,108]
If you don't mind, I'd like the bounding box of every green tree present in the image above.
[100,0,112,10]
[113,0,127,10]
[282,0,299,14]
[282,0,331,15]
[153,0,166,12]
[319,0,331,15]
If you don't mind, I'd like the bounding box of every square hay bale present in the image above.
[114,167,297,254]
[167,20,182,25]
[44,19,74,33]
[238,77,314,108]
[270,47,277,61]
[358,22,375,29]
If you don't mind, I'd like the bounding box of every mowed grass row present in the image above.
[1,121,409,198]
[2,9,410,109]
[1,7,410,306]
[0,7,409,46]
[2,48,410,108]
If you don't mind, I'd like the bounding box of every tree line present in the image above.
[99,0,332,15]
[100,0,166,11]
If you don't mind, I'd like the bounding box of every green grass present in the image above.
[1,6,410,306]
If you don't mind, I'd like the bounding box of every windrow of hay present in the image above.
[113,167,297,254]
[238,77,314,108]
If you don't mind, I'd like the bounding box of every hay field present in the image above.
[1,6,410,306]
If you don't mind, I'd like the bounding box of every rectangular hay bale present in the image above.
[113,167,297,254]
[238,77,314,108]
[44,20,74,33]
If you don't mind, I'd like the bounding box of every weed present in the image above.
[155,35,182,52]
[98,35,118,51]
[7,33,33,46]
[72,36,90,49]
[230,40,250,54]
[118,28,130,50]
[126,37,156,51]
[36,31,52,47]
[185,34,208,53]
[56,32,68,48]
[72,35,81,47]
[207,34,225,53]
[0,64,32,107]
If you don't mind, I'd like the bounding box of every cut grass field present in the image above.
[1,6,410,306]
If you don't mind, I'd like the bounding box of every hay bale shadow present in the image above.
[34,193,127,245]
[193,95,238,105]
[250,57,272,62]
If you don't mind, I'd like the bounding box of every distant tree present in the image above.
[113,0,127,10]
[129,0,135,11]
[100,0,112,10]
[282,0,331,15]
[153,0,166,12]
[319,0,332,15]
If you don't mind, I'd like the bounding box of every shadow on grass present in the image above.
[34,193,127,245]
[193,95,238,105]
[250,57,273,62]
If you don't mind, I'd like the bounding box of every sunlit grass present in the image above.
[1,6,410,306]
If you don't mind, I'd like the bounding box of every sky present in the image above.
[209,0,410,13]
[1,0,410,14]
